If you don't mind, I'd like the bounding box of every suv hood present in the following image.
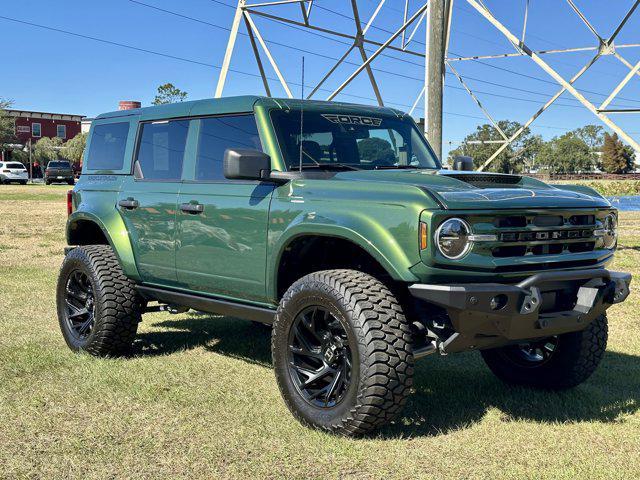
[330,169,610,210]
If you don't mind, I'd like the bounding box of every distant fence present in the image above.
[528,173,640,181]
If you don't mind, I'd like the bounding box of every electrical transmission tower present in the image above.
[216,0,640,168]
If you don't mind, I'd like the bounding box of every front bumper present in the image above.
[409,268,631,353]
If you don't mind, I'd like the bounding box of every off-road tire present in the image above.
[57,245,142,356]
[272,269,414,436]
[481,314,608,389]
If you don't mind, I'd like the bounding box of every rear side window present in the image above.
[86,122,130,170]
[196,115,262,181]
[136,120,189,181]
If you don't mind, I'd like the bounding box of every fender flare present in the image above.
[267,214,420,300]
[66,210,141,281]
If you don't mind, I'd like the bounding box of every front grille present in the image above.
[481,212,603,258]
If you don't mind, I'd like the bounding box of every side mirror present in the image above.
[452,155,474,171]
[223,149,271,180]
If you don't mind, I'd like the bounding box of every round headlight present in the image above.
[603,213,617,249]
[436,218,472,259]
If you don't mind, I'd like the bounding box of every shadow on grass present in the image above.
[382,350,640,438]
[131,312,273,367]
[131,313,640,437]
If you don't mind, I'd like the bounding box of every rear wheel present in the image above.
[272,269,414,436]
[57,245,142,356]
[481,314,608,389]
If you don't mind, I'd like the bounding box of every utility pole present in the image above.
[426,0,446,160]
[28,139,32,181]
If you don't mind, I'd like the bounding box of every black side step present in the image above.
[136,285,276,324]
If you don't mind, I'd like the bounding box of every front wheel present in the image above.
[481,314,608,389]
[56,245,142,356]
[272,269,414,436]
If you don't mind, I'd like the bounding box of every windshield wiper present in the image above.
[293,163,361,171]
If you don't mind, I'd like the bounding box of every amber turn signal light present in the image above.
[419,222,428,250]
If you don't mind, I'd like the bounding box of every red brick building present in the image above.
[7,109,84,145]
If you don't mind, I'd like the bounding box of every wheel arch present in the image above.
[66,211,141,281]
[269,224,419,301]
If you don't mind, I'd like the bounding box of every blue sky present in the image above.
[1,0,639,157]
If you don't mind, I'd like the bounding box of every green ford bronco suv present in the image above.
[57,96,631,435]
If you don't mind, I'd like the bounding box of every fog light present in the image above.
[490,294,508,311]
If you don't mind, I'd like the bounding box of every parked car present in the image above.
[57,96,631,436]
[45,160,75,185]
[0,161,28,185]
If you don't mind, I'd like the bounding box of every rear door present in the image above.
[175,114,275,303]
[118,119,191,287]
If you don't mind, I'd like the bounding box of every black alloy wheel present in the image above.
[63,270,96,340]
[481,314,608,389]
[272,269,414,435]
[287,306,352,408]
[57,245,142,355]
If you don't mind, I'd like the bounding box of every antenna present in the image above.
[299,56,305,173]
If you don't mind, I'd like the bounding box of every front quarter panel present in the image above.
[266,179,435,300]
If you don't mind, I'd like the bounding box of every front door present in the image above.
[175,114,275,303]
[118,118,190,287]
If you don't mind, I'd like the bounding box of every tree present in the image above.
[33,136,64,165]
[601,132,634,174]
[623,145,637,172]
[535,132,595,174]
[63,132,88,166]
[448,121,542,173]
[572,124,604,151]
[0,98,17,148]
[357,137,395,164]
[152,83,188,105]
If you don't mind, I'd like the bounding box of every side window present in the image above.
[136,120,189,181]
[86,122,130,170]
[196,115,262,181]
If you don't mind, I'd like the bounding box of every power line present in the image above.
[0,12,632,136]
[241,0,640,104]
[138,0,639,108]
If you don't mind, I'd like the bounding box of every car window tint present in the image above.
[86,122,130,170]
[136,120,189,181]
[195,115,262,181]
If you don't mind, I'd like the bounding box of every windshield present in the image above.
[271,110,440,171]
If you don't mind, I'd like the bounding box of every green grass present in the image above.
[1,185,639,479]
[552,180,640,197]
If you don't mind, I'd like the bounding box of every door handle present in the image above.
[180,202,204,214]
[118,198,139,210]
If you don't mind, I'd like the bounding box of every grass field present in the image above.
[1,185,639,479]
